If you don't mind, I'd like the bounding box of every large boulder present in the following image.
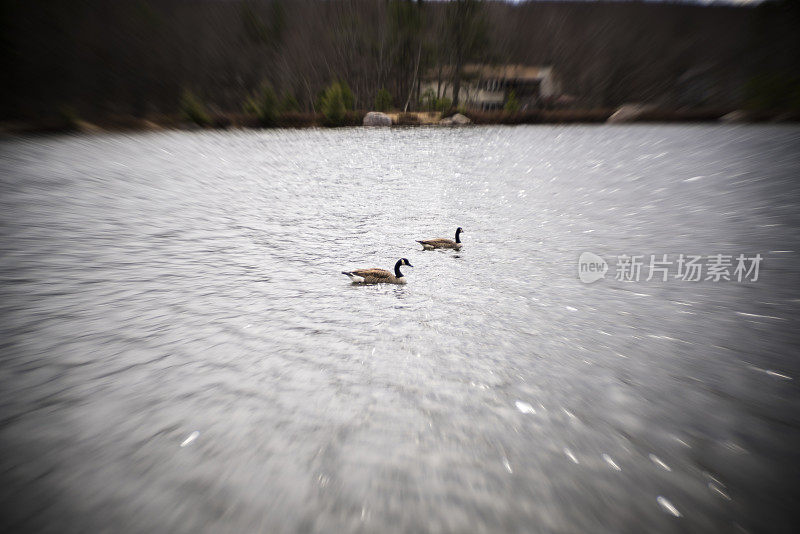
[607,104,654,123]
[439,113,471,126]
[75,119,103,133]
[363,111,392,127]
[719,110,749,123]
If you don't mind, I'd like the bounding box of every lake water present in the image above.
[1,125,799,533]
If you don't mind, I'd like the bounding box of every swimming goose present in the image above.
[342,258,413,284]
[416,227,463,250]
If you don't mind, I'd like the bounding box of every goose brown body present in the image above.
[347,268,404,284]
[417,227,463,250]
[342,259,412,284]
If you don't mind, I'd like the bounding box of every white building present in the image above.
[421,64,561,110]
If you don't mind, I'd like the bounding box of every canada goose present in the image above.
[416,227,463,250]
[342,258,413,284]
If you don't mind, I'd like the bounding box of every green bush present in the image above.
[419,91,456,113]
[745,73,800,111]
[244,84,278,126]
[340,81,355,110]
[320,82,348,126]
[504,89,520,113]
[180,89,210,126]
[57,105,80,130]
[375,88,392,112]
[279,93,300,113]
[419,89,436,111]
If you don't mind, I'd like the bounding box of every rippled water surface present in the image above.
[1,125,799,533]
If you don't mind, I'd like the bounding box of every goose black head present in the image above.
[455,227,463,243]
[394,258,412,278]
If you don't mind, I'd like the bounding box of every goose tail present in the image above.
[342,271,365,283]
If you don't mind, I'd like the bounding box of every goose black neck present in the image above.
[455,228,462,243]
[394,260,404,278]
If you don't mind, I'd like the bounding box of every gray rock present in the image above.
[607,104,654,123]
[363,112,392,127]
[720,110,749,123]
[439,113,471,126]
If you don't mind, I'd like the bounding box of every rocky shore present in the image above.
[2,107,797,136]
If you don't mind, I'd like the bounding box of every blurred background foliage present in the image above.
[243,83,278,126]
[1,0,799,122]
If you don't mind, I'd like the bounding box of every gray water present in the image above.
[1,125,799,534]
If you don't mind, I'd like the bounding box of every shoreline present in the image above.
[2,108,797,136]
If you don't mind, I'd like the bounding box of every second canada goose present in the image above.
[342,258,413,284]
[416,227,463,250]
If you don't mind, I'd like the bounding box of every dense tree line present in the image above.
[1,0,798,121]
